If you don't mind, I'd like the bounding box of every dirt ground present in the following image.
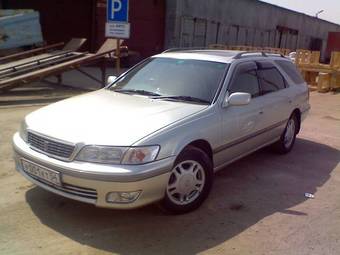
[0,92,339,255]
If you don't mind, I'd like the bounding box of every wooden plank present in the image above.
[330,52,340,69]
[317,73,331,93]
[208,44,226,49]
[0,52,84,79]
[311,51,321,64]
[63,38,87,51]
[96,38,123,55]
[0,54,95,90]
[0,46,120,91]
[0,51,79,72]
[330,73,340,90]
[300,67,334,74]
[0,42,64,63]
[0,39,124,92]
[0,53,54,70]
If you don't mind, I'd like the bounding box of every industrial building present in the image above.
[2,0,340,60]
[166,0,340,54]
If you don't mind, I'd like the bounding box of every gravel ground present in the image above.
[0,92,339,255]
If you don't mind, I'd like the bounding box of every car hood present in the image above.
[26,89,207,146]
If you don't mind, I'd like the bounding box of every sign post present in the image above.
[106,0,130,74]
[117,39,121,74]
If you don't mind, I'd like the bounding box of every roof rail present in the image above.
[163,47,210,53]
[265,52,286,58]
[162,48,287,59]
[233,51,286,59]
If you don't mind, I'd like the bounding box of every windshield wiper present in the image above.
[151,95,210,104]
[114,89,161,97]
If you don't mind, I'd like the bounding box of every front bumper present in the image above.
[13,133,174,209]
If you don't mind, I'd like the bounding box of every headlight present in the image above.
[121,146,160,165]
[19,120,28,142]
[75,145,160,165]
[76,146,127,164]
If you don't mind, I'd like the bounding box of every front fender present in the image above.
[134,110,221,161]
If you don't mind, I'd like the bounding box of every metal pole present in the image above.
[116,39,121,74]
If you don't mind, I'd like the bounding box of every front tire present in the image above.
[274,114,298,154]
[160,146,213,214]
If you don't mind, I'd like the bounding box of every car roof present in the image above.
[153,50,289,64]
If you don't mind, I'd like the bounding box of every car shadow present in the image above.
[25,138,340,255]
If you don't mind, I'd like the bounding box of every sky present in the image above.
[260,0,340,25]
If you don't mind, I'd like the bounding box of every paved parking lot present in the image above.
[0,92,339,255]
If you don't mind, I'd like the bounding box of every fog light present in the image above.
[106,191,141,204]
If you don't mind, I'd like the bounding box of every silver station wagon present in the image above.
[13,50,310,214]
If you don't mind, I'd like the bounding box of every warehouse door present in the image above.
[129,0,165,57]
[277,26,298,50]
[310,38,323,51]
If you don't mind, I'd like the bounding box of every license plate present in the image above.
[21,159,61,186]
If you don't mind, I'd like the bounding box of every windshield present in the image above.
[109,57,228,103]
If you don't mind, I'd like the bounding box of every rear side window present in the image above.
[275,60,305,84]
[257,66,286,94]
[229,62,260,97]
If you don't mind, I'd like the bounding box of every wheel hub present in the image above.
[178,174,195,194]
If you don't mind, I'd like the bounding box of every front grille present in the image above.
[28,132,75,159]
[26,172,98,200]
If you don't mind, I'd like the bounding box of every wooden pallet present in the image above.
[330,52,340,69]
[298,51,340,93]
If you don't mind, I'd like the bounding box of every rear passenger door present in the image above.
[256,61,292,140]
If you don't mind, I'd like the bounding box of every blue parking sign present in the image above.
[107,0,129,23]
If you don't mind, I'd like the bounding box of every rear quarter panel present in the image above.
[273,59,310,120]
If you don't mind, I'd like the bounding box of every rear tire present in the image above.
[159,146,213,214]
[273,114,298,154]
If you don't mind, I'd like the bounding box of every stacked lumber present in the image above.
[208,44,292,55]
[296,50,340,93]
[207,44,340,93]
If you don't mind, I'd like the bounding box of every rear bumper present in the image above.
[13,133,174,209]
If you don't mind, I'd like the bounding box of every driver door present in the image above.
[217,61,266,164]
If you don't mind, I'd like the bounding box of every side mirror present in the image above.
[224,92,251,107]
[107,75,117,85]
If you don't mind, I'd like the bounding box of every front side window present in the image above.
[257,65,286,94]
[228,62,260,97]
[109,57,228,103]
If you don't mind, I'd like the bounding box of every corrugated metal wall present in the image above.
[179,17,301,49]
[165,0,340,58]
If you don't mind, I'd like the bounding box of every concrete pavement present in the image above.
[0,92,339,255]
